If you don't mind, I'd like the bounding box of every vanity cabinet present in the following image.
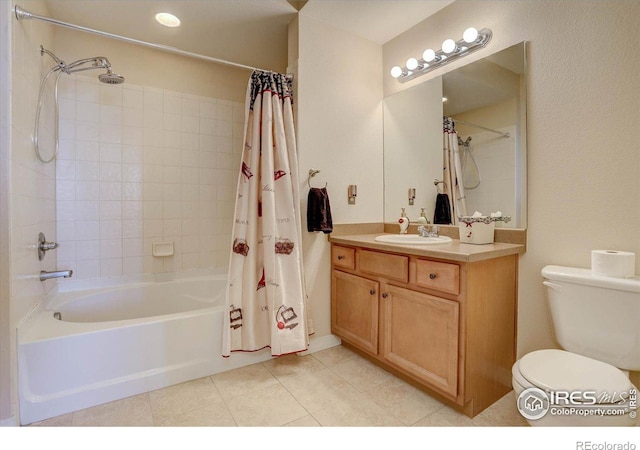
[330,240,520,418]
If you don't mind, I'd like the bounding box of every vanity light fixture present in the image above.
[390,27,492,83]
[155,12,181,28]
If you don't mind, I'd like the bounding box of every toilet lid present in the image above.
[518,349,634,404]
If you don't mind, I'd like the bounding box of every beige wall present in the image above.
[384,0,640,356]
[0,0,11,425]
[5,0,57,424]
[295,13,384,338]
[54,28,249,103]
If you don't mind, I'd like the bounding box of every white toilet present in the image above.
[512,265,639,426]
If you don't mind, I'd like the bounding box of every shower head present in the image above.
[98,70,125,85]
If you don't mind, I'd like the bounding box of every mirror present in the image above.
[383,42,527,228]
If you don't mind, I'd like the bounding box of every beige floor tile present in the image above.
[413,404,474,427]
[312,344,358,367]
[364,377,445,425]
[311,389,404,427]
[28,413,74,426]
[281,368,360,413]
[71,393,153,426]
[284,415,321,426]
[472,391,528,426]
[330,355,397,391]
[226,384,308,426]
[155,398,236,426]
[212,361,279,399]
[262,353,325,382]
[149,377,222,421]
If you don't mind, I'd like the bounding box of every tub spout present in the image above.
[40,270,73,281]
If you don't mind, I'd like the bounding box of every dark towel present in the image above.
[307,187,333,233]
[433,193,452,224]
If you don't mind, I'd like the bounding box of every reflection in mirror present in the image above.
[383,42,527,228]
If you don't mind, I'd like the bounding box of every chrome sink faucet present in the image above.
[417,225,439,238]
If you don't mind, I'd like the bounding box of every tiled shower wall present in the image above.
[56,74,244,280]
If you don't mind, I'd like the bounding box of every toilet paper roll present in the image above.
[591,250,636,278]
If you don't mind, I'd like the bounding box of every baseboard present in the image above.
[303,334,341,355]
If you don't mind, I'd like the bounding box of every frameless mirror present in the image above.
[383,42,527,228]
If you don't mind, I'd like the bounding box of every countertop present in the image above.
[329,233,525,263]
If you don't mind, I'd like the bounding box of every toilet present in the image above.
[512,265,639,426]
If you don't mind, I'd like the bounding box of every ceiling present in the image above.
[40,0,454,72]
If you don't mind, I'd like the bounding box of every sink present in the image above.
[374,234,453,245]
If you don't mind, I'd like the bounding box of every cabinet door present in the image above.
[331,270,379,356]
[382,285,459,397]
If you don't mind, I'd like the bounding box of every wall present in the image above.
[6,0,57,424]
[384,0,640,356]
[295,14,383,338]
[0,0,11,426]
[49,28,247,284]
[54,74,243,281]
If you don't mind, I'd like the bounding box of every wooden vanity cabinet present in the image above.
[330,243,518,418]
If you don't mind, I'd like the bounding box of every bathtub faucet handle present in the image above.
[38,232,58,261]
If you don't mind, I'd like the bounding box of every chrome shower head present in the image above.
[98,70,125,85]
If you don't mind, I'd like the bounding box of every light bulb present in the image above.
[406,58,419,70]
[442,39,457,54]
[390,66,403,78]
[463,27,479,43]
[155,12,181,27]
[422,48,436,62]
[442,97,448,103]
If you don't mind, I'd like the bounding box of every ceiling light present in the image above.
[155,12,181,28]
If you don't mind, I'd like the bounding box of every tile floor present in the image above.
[30,345,527,427]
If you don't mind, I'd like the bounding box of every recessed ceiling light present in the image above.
[155,12,181,28]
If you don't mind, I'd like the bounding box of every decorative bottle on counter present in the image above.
[398,208,410,234]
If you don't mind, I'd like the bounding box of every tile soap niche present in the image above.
[152,242,175,257]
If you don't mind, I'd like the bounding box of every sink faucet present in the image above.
[417,225,439,238]
[40,270,73,281]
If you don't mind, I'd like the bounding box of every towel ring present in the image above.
[434,179,447,194]
[308,169,327,189]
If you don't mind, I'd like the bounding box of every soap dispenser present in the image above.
[398,208,410,234]
[416,208,429,224]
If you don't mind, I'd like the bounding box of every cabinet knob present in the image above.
[382,293,388,298]
[337,255,344,260]
[369,289,376,295]
[429,273,437,280]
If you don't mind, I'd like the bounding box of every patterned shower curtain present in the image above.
[223,71,309,357]
[443,117,467,224]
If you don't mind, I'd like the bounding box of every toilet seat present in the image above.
[516,349,634,404]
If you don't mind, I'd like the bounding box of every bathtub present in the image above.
[17,272,275,425]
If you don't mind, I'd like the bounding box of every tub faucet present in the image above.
[40,270,73,281]
[417,225,439,238]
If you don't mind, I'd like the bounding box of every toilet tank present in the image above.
[542,265,640,371]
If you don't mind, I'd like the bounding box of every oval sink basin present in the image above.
[374,234,452,245]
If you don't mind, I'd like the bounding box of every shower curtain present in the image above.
[443,117,467,224]
[223,71,309,357]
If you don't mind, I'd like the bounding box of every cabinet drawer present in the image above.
[332,245,355,269]
[415,259,460,295]
[359,249,408,282]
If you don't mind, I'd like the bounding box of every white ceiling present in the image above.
[39,0,454,72]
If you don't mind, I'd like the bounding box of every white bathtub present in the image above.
[17,273,275,425]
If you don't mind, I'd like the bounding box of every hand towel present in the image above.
[307,187,333,233]
[433,193,452,225]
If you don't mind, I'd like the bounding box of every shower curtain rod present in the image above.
[13,5,280,75]
[453,118,510,138]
